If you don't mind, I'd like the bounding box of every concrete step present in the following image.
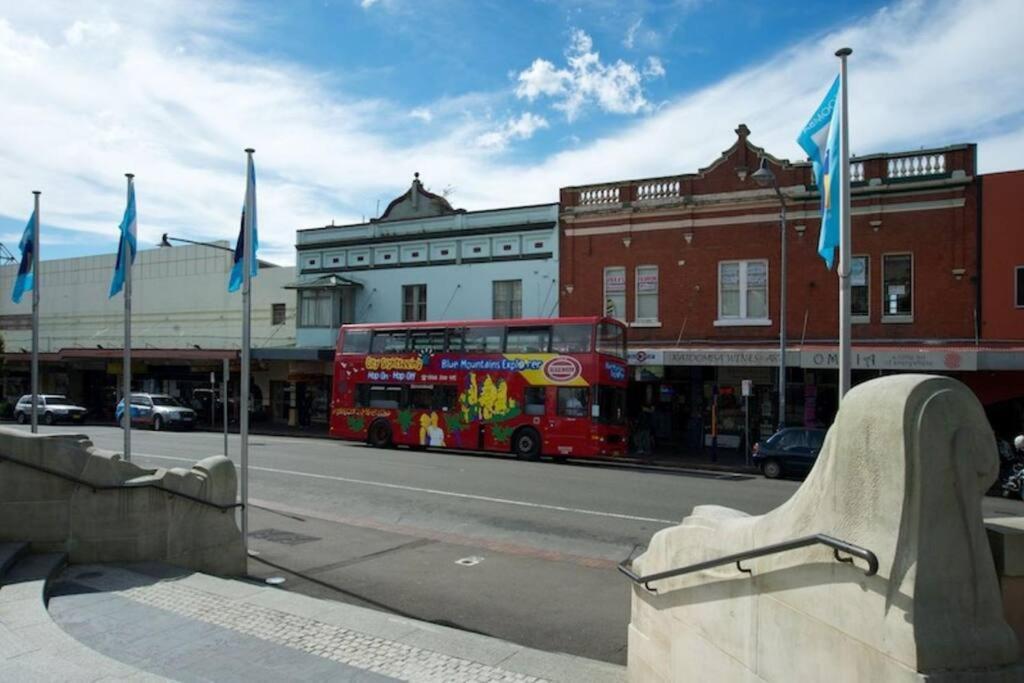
[0,542,29,580]
[52,562,627,682]
[0,551,67,589]
[0,554,148,681]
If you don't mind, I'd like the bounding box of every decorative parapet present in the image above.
[560,144,975,211]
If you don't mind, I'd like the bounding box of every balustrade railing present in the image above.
[636,180,680,201]
[887,153,946,179]
[578,186,621,206]
[850,162,865,182]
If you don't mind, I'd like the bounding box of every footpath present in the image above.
[2,544,624,682]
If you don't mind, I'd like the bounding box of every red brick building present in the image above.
[978,170,1024,436]
[559,125,1021,452]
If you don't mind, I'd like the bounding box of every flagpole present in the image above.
[124,174,134,462]
[241,148,254,557]
[30,191,40,434]
[836,47,852,401]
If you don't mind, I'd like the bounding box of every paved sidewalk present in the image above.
[49,563,625,683]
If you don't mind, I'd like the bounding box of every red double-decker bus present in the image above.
[329,316,628,460]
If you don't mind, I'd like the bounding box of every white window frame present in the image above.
[298,289,335,328]
[492,280,523,319]
[851,254,870,324]
[1016,265,1024,308]
[632,264,661,327]
[881,252,914,323]
[402,284,427,322]
[715,259,771,327]
[603,266,627,322]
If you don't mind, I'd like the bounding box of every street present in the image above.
[13,424,1024,665]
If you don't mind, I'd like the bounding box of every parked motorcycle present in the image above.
[1002,462,1024,500]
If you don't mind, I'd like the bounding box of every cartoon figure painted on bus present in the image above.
[459,373,518,424]
[418,412,446,446]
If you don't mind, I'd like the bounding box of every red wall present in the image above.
[981,171,1024,340]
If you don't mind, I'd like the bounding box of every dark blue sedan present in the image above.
[752,427,827,479]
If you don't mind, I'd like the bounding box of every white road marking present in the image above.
[130,451,679,525]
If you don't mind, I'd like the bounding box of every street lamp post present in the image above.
[752,158,788,430]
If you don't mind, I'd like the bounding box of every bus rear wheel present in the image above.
[368,420,392,449]
[513,427,541,461]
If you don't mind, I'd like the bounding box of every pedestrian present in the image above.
[635,403,654,456]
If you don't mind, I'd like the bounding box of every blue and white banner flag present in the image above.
[797,75,841,269]
[109,178,138,298]
[228,154,258,293]
[11,209,36,304]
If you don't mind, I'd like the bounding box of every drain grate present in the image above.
[248,528,321,546]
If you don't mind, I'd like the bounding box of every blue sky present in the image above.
[0,0,1020,266]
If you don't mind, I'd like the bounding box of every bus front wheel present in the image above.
[368,420,392,448]
[513,427,541,461]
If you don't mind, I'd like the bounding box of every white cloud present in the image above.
[409,107,432,123]
[0,0,1021,269]
[476,113,549,151]
[643,56,665,78]
[515,28,662,121]
[360,0,381,8]
[515,59,569,100]
[623,19,642,50]
[63,19,120,46]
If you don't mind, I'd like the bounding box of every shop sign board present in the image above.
[628,348,780,367]
[663,349,780,367]
[800,349,978,372]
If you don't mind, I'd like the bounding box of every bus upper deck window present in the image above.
[371,330,408,353]
[342,329,371,354]
[551,324,592,353]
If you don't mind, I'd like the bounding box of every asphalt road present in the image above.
[13,424,1024,664]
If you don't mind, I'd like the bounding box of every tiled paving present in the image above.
[46,564,624,682]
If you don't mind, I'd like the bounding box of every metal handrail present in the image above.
[618,533,878,593]
[0,453,243,513]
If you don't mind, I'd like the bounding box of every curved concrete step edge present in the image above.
[0,554,171,682]
[0,542,29,578]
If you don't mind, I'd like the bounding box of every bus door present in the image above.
[550,386,592,456]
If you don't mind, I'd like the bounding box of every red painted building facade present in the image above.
[559,125,1022,452]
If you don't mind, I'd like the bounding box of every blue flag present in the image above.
[109,178,138,298]
[11,210,35,304]
[228,154,258,292]
[797,76,841,269]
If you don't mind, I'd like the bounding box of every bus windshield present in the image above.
[596,321,625,359]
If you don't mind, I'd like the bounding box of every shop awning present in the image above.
[284,275,362,290]
[627,344,1024,372]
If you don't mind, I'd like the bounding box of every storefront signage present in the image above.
[800,349,978,372]
[628,348,779,367]
[628,349,664,365]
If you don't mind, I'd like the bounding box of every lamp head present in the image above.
[158,233,173,248]
[751,158,776,188]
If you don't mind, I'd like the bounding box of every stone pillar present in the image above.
[626,374,1022,682]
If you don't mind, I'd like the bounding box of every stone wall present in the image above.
[0,427,244,576]
[627,375,1021,682]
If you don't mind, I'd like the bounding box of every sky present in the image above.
[0,0,1021,266]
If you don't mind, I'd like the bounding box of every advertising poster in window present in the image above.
[604,269,625,293]
[851,257,866,287]
[637,269,659,293]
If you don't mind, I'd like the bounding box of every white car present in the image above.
[14,394,88,425]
